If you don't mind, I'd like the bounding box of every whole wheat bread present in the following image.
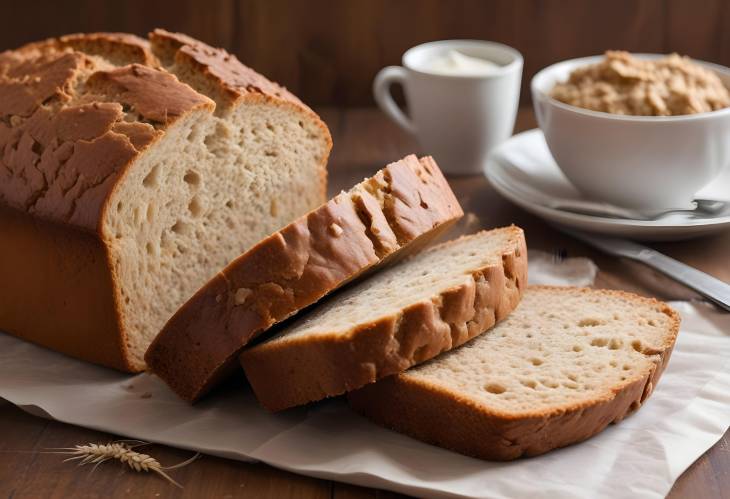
[145,154,463,401]
[0,30,331,371]
[241,227,527,411]
[348,286,680,460]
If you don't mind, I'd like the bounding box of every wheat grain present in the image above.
[48,441,199,488]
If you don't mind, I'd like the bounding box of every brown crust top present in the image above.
[145,155,463,402]
[14,32,158,67]
[149,29,307,111]
[348,286,681,461]
[0,33,213,232]
[240,226,528,412]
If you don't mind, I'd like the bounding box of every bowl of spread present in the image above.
[531,52,730,210]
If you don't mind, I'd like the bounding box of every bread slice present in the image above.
[0,30,331,371]
[348,286,680,460]
[241,227,528,411]
[145,154,463,401]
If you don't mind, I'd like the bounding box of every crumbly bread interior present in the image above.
[269,228,520,344]
[104,62,328,370]
[402,287,678,413]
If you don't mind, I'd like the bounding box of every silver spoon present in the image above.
[490,170,728,220]
[546,198,728,221]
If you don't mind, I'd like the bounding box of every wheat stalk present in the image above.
[46,440,199,488]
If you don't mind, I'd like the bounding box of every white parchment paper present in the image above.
[1,256,728,499]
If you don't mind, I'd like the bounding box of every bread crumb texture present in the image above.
[409,286,678,412]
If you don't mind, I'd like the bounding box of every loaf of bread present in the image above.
[0,30,331,371]
[241,227,527,411]
[348,286,680,460]
[146,154,463,401]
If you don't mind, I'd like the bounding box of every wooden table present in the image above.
[1,108,728,499]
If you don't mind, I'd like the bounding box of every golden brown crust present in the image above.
[14,32,159,67]
[0,205,128,370]
[347,287,680,460]
[149,29,306,110]
[145,155,463,401]
[240,227,528,412]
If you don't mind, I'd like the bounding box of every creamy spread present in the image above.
[550,51,730,116]
[423,50,501,76]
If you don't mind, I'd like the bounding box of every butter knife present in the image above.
[561,228,730,312]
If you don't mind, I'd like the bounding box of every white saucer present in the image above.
[484,129,730,241]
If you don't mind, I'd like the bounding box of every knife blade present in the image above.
[560,227,730,312]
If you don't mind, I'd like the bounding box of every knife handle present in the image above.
[636,249,730,312]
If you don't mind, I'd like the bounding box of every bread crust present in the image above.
[15,32,159,67]
[145,155,463,401]
[240,227,528,412]
[347,287,681,460]
[0,31,331,371]
[0,205,129,369]
[149,29,306,110]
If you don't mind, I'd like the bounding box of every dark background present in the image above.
[3,0,729,105]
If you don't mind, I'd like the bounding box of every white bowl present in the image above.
[531,55,730,210]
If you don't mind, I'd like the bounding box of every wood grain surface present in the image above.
[4,0,730,105]
[1,108,728,498]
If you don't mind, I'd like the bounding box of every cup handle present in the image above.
[373,66,417,135]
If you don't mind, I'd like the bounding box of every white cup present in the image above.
[373,40,523,175]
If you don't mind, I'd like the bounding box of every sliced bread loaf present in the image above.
[0,30,331,371]
[241,227,527,411]
[145,154,463,401]
[348,286,680,460]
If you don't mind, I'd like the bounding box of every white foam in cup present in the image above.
[422,50,502,76]
[373,40,523,175]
